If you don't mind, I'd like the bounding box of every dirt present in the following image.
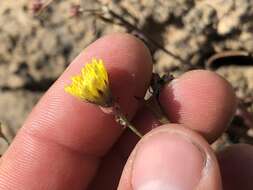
[0,0,252,153]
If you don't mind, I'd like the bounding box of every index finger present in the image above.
[0,33,152,189]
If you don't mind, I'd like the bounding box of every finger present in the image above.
[0,33,152,190]
[118,124,222,190]
[217,144,253,190]
[159,70,237,142]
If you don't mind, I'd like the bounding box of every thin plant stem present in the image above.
[113,103,143,138]
[126,122,143,138]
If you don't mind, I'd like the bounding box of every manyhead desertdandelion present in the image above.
[64,58,142,138]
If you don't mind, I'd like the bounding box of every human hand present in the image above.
[0,34,251,190]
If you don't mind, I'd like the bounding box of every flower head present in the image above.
[65,58,113,107]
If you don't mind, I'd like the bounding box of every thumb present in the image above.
[118,124,222,190]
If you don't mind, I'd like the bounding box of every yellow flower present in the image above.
[65,58,113,107]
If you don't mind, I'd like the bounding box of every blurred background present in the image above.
[0,0,252,153]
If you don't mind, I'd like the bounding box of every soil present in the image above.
[0,0,252,154]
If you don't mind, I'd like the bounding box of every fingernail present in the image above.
[132,132,205,190]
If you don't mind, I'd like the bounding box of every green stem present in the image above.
[126,123,143,138]
[113,104,143,138]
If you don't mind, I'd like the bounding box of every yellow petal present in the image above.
[64,58,113,107]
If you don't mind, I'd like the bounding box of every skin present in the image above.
[0,33,251,190]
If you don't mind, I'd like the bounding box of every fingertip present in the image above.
[159,70,237,143]
[82,32,153,79]
[119,124,222,190]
